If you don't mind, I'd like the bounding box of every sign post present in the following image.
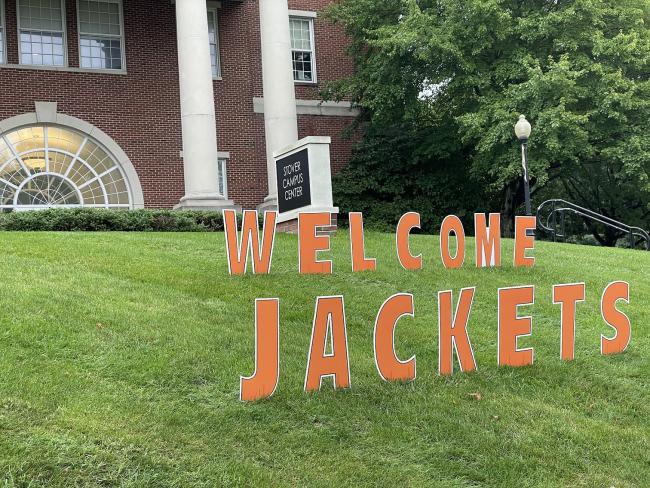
[274,136,338,230]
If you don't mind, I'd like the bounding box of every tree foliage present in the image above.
[327,0,650,239]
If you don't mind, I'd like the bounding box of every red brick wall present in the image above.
[0,0,355,209]
[288,0,357,178]
[287,0,355,101]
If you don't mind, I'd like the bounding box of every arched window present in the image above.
[0,125,133,211]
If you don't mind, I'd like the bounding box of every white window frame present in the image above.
[207,4,221,79]
[217,156,228,198]
[16,0,68,67]
[0,0,6,64]
[76,0,126,72]
[0,124,134,210]
[289,15,317,84]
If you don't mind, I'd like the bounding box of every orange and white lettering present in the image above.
[440,215,465,269]
[240,299,280,402]
[223,210,277,275]
[514,216,536,267]
[349,212,376,272]
[304,296,351,391]
[374,294,416,382]
[600,281,631,355]
[553,283,586,361]
[438,288,477,375]
[475,213,501,267]
[299,212,333,274]
[498,286,535,367]
[396,212,422,270]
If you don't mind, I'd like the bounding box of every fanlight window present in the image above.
[0,126,132,211]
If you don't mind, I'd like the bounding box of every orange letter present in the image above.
[396,212,422,270]
[474,213,501,267]
[438,288,477,375]
[349,212,376,272]
[305,296,351,391]
[240,299,279,402]
[498,286,535,367]
[601,281,631,355]
[223,210,277,275]
[514,216,536,267]
[440,215,465,269]
[299,213,333,274]
[553,283,585,361]
[374,294,416,382]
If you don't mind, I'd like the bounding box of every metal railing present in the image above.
[536,199,650,250]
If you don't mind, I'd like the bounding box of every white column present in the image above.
[258,0,299,211]
[174,0,236,210]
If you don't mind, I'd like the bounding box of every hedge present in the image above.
[0,208,232,232]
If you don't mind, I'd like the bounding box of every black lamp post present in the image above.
[514,114,533,216]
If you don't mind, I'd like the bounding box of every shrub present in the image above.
[0,208,232,232]
[332,128,486,234]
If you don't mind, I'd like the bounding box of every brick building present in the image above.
[0,0,356,211]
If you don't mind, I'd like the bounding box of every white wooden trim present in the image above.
[289,15,317,84]
[17,0,68,67]
[253,97,359,117]
[288,9,317,18]
[0,0,6,64]
[0,62,127,75]
[76,0,127,72]
[0,106,145,208]
[207,5,222,79]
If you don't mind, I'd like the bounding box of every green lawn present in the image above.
[0,231,648,487]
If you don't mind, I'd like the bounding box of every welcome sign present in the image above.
[222,210,631,402]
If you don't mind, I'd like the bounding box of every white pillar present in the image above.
[174,0,236,210]
[258,0,299,211]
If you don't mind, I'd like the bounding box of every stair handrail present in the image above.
[536,199,650,250]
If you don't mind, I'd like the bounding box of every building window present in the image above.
[290,17,316,83]
[0,125,132,210]
[78,0,124,70]
[18,0,66,66]
[207,8,220,78]
[217,158,227,197]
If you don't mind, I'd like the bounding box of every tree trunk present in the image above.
[587,221,621,247]
[501,180,520,238]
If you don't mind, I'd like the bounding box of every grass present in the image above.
[0,230,648,487]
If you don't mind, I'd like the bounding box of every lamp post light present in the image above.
[514,114,533,216]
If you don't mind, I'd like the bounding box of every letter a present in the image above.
[305,296,351,391]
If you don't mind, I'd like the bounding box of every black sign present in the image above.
[276,148,312,213]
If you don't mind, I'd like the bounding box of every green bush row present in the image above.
[0,208,232,232]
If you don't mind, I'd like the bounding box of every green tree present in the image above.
[327,0,650,240]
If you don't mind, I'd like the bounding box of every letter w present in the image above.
[223,210,277,275]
